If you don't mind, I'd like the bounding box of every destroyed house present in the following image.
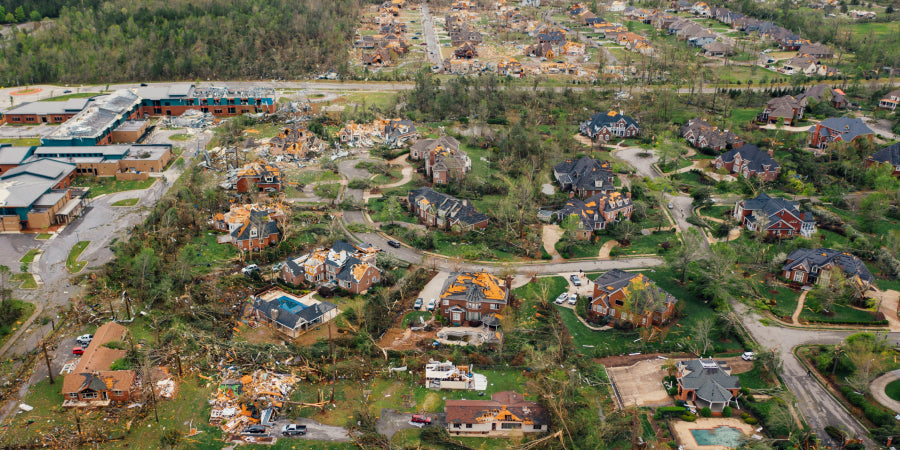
[250,290,339,338]
[590,269,678,327]
[281,241,381,294]
[733,192,816,238]
[212,204,281,251]
[382,119,418,147]
[439,271,510,326]
[267,125,325,158]
[233,161,282,193]
[62,322,139,407]
[554,191,633,239]
[675,359,740,412]
[445,391,548,436]
[407,187,488,231]
[425,360,488,390]
[782,248,874,291]
[552,157,616,198]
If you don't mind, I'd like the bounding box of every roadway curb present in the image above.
[0,302,44,358]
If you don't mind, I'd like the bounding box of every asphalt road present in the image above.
[421,4,442,67]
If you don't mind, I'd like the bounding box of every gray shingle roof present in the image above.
[870,143,900,167]
[783,248,874,284]
[678,359,740,404]
[252,296,337,330]
[718,144,780,173]
[408,187,488,227]
[815,117,874,143]
[553,157,615,194]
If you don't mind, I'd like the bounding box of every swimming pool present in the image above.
[690,425,746,448]
[277,295,308,314]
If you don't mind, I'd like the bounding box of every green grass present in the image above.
[19,249,41,264]
[622,231,678,255]
[189,232,239,273]
[699,205,733,219]
[0,299,35,350]
[730,108,759,125]
[512,276,568,309]
[39,91,100,102]
[737,365,773,390]
[876,277,900,293]
[74,176,156,198]
[0,137,41,146]
[35,233,52,240]
[557,239,602,259]
[764,285,801,319]
[885,379,900,402]
[401,310,432,328]
[66,241,89,273]
[294,170,341,185]
[799,302,880,324]
[168,133,194,141]
[849,20,900,37]
[313,183,341,200]
[368,197,417,224]
[111,198,139,207]
[11,273,37,289]
[372,167,402,185]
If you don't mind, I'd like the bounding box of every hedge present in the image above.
[840,386,895,427]
[654,406,688,419]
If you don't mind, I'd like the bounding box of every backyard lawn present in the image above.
[12,273,37,289]
[188,233,239,274]
[886,379,900,402]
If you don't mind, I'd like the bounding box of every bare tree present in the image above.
[687,317,715,356]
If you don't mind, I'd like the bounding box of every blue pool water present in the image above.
[277,296,308,314]
[690,425,746,448]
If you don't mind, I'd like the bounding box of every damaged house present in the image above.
[407,187,489,231]
[211,203,282,251]
[62,322,140,407]
[281,241,382,294]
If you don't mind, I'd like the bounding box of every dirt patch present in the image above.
[720,357,753,375]
[607,359,672,407]
[421,392,441,412]
[573,134,594,147]
[379,326,438,351]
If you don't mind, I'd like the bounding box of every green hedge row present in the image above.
[841,386,895,427]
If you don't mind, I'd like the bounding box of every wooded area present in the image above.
[0,0,360,84]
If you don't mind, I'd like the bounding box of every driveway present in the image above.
[271,417,352,442]
[613,146,660,179]
[376,408,446,439]
[416,271,450,311]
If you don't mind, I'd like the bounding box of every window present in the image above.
[466,424,473,429]
[491,304,498,310]
[454,423,462,428]
[81,392,98,399]
[113,390,124,396]
[501,423,521,429]
[443,299,449,306]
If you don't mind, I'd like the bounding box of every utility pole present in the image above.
[329,324,336,404]
[41,341,54,384]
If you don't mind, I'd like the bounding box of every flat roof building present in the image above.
[0,158,85,231]
[2,97,95,124]
[41,90,142,146]
[135,84,276,117]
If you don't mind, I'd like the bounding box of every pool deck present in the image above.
[671,417,755,450]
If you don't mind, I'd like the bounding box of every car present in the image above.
[72,347,84,355]
[414,298,423,309]
[568,294,578,305]
[667,203,674,209]
[412,36,419,39]
[411,414,432,425]
[271,262,285,272]
[387,240,401,248]
[242,264,260,275]
[427,299,436,311]
[570,274,581,286]
[282,424,307,436]
[265,187,277,193]
[76,334,93,345]
[741,351,756,361]
[62,90,72,94]
[241,425,267,436]
[555,293,568,304]
[139,83,148,87]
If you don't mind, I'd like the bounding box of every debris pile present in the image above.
[157,109,216,129]
[207,369,297,435]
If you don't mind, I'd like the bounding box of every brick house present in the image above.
[439,272,510,326]
[713,144,781,181]
[675,359,741,412]
[733,192,816,238]
[250,288,339,338]
[407,187,489,231]
[445,391,548,436]
[579,111,639,141]
[552,157,616,198]
[680,118,744,151]
[281,241,381,294]
[808,117,875,149]
[62,322,140,407]
[590,269,678,327]
[212,204,281,251]
[410,136,470,184]
[756,96,806,125]
[782,248,875,291]
[555,191,633,239]
[232,161,282,193]
[800,84,848,109]
[866,143,900,175]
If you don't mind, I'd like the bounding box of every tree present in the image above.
[687,317,715,356]
[384,196,402,226]
[13,6,24,22]
[610,220,638,245]
[668,229,705,283]
[622,278,668,327]
[4,13,13,23]
[29,10,40,22]
[0,265,10,304]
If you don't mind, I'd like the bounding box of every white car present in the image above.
[555,293,568,304]
[76,334,93,345]
[568,294,578,305]
[427,299,436,311]
[741,351,756,361]
[241,264,260,275]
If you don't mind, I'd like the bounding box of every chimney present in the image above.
[767,149,774,157]
[270,308,280,321]
[626,192,632,200]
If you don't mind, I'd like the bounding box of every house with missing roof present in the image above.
[782,248,875,291]
[590,269,678,327]
[211,204,282,251]
[554,191,633,239]
[808,117,875,149]
[866,142,900,175]
[713,144,780,181]
[425,360,488,390]
[62,322,140,407]
[41,90,143,147]
[0,158,87,232]
[579,111,640,141]
[250,288,339,338]
[439,272,510,326]
[407,187,489,232]
[410,136,471,184]
[281,241,382,294]
[675,358,741,413]
[225,160,282,193]
[445,391,548,436]
[733,192,816,238]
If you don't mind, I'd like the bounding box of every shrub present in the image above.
[681,414,697,422]
[722,406,732,417]
[824,425,845,442]
[654,406,688,419]
[700,407,712,418]
[744,417,758,425]
[741,412,750,419]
